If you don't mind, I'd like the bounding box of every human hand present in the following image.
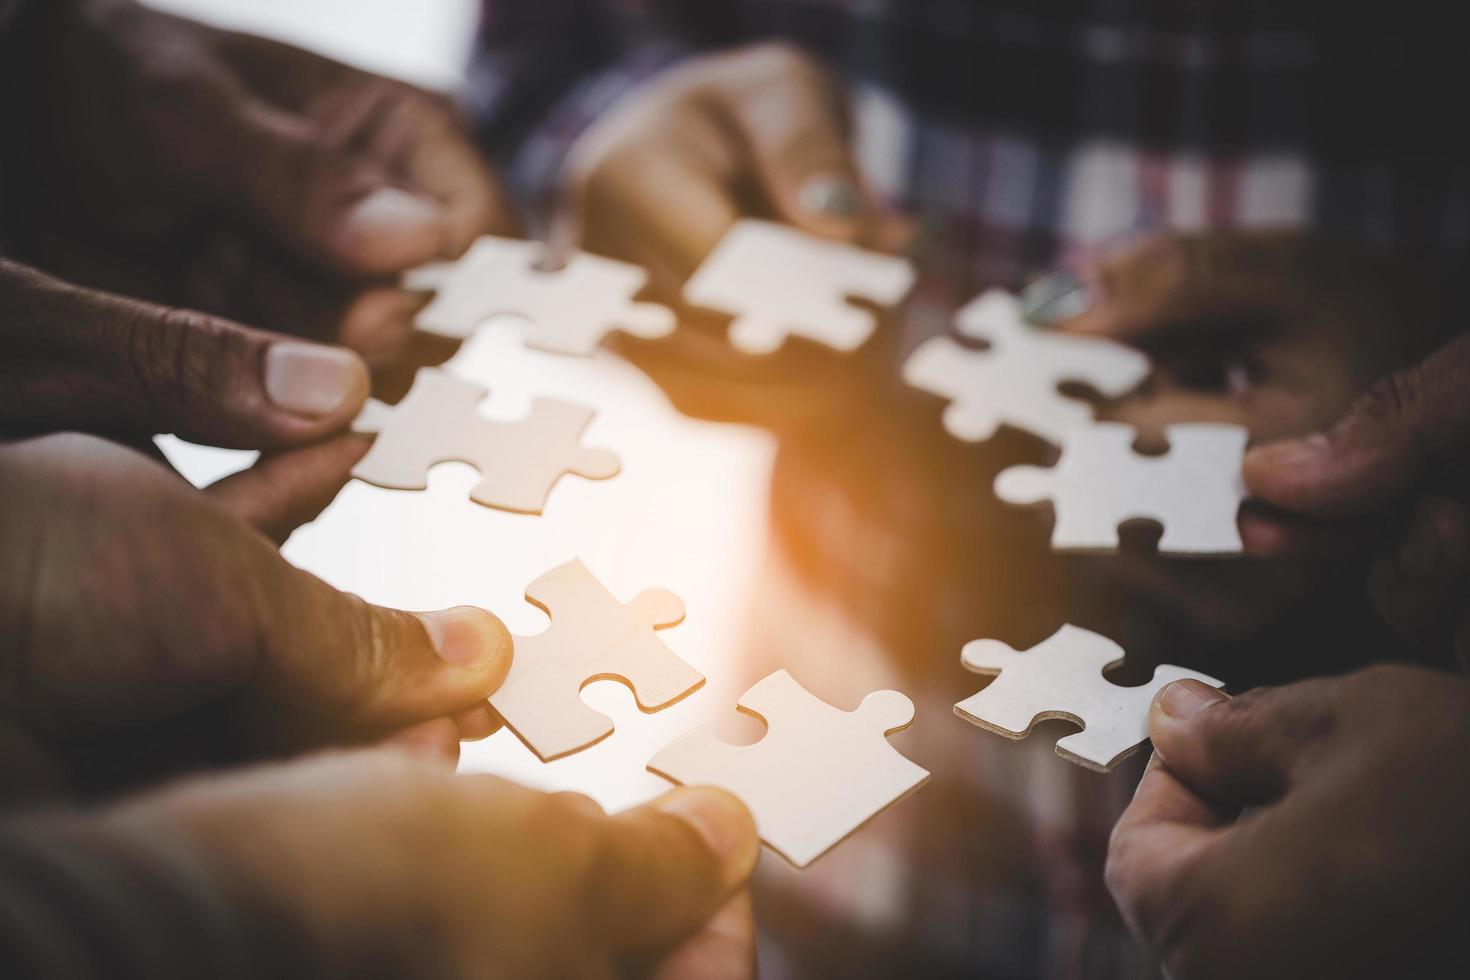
[1244,333,1470,665]
[1063,230,1441,461]
[105,750,759,979]
[1048,231,1454,643]
[558,43,908,424]
[0,255,384,538]
[1106,668,1470,978]
[0,430,513,798]
[5,0,516,366]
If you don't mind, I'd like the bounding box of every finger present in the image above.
[645,890,756,980]
[212,32,516,260]
[591,787,759,955]
[1368,496,1470,640]
[1237,504,1379,559]
[452,702,502,742]
[722,46,872,241]
[0,260,368,447]
[396,100,522,255]
[206,435,368,544]
[1243,332,1470,517]
[248,548,514,726]
[1105,753,1230,944]
[1065,231,1307,340]
[1147,679,1332,806]
[188,226,427,365]
[563,108,741,286]
[184,80,448,276]
[381,717,462,765]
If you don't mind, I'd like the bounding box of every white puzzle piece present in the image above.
[683,219,916,355]
[491,560,704,761]
[903,289,1150,444]
[647,670,930,867]
[351,368,618,514]
[994,422,1248,555]
[954,625,1224,771]
[404,235,675,355]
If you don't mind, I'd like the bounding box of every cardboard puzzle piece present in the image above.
[994,422,1248,555]
[351,369,618,514]
[490,560,703,761]
[648,670,930,867]
[955,625,1224,771]
[404,236,675,355]
[683,220,916,355]
[903,289,1150,444]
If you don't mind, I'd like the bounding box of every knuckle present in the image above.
[1349,368,1424,435]
[151,306,256,423]
[325,595,396,717]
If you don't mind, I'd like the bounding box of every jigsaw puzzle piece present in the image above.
[647,670,929,867]
[350,369,618,514]
[1051,663,1217,769]
[351,370,491,492]
[405,236,675,355]
[491,561,701,761]
[684,220,915,355]
[465,399,620,513]
[954,625,1223,771]
[994,422,1247,555]
[903,290,1150,445]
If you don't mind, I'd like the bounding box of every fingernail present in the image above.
[416,607,511,673]
[655,787,758,883]
[264,343,367,417]
[1021,268,1094,326]
[1248,433,1330,468]
[344,186,442,236]
[1158,679,1228,719]
[797,175,864,226]
[336,187,444,266]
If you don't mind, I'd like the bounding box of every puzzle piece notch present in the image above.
[903,289,1151,444]
[491,560,703,762]
[684,220,916,355]
[405,236,675,355]
[994,422,1248,555]
[351,368,619,514]
[648,670,930,867]
[954,625,1224,771]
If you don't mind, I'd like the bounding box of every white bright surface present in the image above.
[141,0,481,90]
[163,323,775,812]
[146,0,779,812]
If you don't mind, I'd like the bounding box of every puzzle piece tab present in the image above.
[404,236,675,355]
[648,670,929,867]
[351,369,618,514]
[903,289,1150,444]
[492,560,703,761]
[954,625,1223,771]
[994,422,1248,555]
[683,220,916,355]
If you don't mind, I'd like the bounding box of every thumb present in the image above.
[188,89,448,275]
[1244,332,1470,517]
[1066,231,1308,340]
[1147,679,1332,806]
[0,259,368,448]
[723,46,872,242]
[247,543,514,726]
[588,787,759,957]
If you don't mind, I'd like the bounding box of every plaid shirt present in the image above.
[472,0,1469,290]
[468,3,1467,978]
